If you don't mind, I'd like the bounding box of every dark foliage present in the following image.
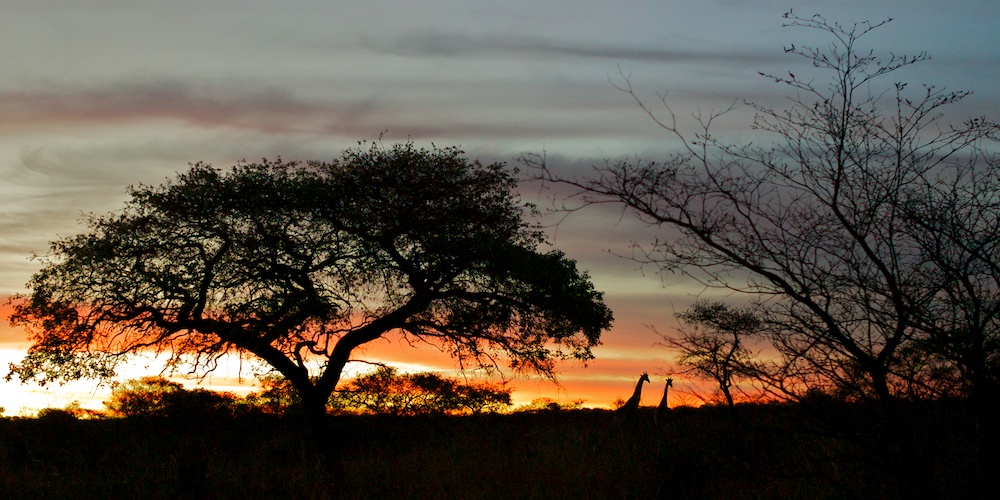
[7,141,612,423]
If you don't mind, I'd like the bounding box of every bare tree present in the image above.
[901,165,1000,402]
[526,12,1000,496]
[528,12,999,404]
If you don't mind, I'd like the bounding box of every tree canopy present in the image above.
[665,301,761,407]
[7,141,613,420]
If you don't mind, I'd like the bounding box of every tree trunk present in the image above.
[881,400,940,499]
[298,387,344,486]
[864,368,940,498]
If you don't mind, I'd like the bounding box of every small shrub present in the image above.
[36,407,77,423]
[517,397,585,412]
[104,376,239,418]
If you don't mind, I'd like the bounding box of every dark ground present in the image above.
[0,402,993,499]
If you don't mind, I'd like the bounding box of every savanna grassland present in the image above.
[1,401,993,499]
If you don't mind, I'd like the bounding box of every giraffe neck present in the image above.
[627,380,645,408]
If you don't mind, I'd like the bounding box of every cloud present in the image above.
[0,77,682,151]
[0,81,361,134]
[362,31,784,67]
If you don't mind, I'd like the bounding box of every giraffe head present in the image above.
[666,378,673,387]
[639,372,650,384]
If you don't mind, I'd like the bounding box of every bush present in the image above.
[104,376,239,418]
[36,407,77,423]
[332,367,512,416]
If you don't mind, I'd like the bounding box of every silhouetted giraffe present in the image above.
[594,372,651,452]
[615,372,650,421]
[654,377,673,427]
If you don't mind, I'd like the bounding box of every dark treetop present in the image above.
[8,141,613,417]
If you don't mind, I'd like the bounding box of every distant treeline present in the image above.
[25,367,517,419]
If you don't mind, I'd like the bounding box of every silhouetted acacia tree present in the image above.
[662,301,761,407]
[7,141,613,428]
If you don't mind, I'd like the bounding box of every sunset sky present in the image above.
[1,1,998,415]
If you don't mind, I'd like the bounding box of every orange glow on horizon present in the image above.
[1,293,738,414]
[1,332,744,415]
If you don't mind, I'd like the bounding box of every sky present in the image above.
[1,1,998,415]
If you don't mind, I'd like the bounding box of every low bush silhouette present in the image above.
[332,366,512,416]
[241,368,513,416]
[104,376,240,418]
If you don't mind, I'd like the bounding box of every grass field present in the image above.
[1,402,994,499]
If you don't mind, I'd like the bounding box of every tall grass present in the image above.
[0,402,992,499]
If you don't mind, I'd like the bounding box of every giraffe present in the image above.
[594,372,650,452]
[654,377,673,427]
[614,372,650,420]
